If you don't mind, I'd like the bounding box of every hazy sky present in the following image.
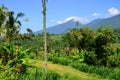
[0,0,120,33]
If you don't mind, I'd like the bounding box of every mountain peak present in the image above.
[57,16,81,24]
[68,16,81,22]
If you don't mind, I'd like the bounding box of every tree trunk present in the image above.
[42,0,47,80]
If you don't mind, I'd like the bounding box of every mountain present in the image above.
[35,14,120,34]
[85,14,120,29]
[35,18,83,34]
[85,19,104,29]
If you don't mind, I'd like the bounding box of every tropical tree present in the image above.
[79,27,95,51]
[5,11,24,43]
[95,26,116,66]
[63,27,95,51]
[68,28,82,49]
[42,0,47,80]
[0,5,7,36]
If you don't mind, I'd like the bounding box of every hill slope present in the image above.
[29,60,105,80]
[85,14,120,29]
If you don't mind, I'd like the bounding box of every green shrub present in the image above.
[52,57,59,64]
[18,68,61,80]
[48,53,71,65]
[84,51,97,65]
[109,68,120,80]
[70,62,113,78]
[70,62,89,72]
[58,57,71,65]
[48,53,53,61]
[47,71,61,80]
[95,66,112,78]
[107,54,120,67]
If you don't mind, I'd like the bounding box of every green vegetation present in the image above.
[28,60,103,80]
[0,5,120,80]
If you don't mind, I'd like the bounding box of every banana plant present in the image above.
[0,43,30,79]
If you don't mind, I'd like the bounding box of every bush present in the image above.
[58,57,71,65]
[70,62,89,72]
[48,53,71,65]
[51,57,71,65]
[107,54,120,67]
[52,57,59,64]
[109,68,120,80]
[84,51,97,65]
[95,66,112,78]
[70,62,113,78]
[18,68,61,80]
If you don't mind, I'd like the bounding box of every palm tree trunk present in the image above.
[42,0,47,80]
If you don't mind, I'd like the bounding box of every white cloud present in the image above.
[108,7,120,15]
[92,13,100,17]
[57,16,88,24]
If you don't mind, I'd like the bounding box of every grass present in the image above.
[29,60,106,80]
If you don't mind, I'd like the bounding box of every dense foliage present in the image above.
[0,5,120,80]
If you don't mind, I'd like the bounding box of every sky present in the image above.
[0,0,120,33]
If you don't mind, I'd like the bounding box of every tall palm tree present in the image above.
[5,11,24,43]
[0,5,7,36]
[0,5,7,27]
[42,0,47,80]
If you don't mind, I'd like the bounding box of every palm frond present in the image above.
[1,5,8,10]
[9,11,14,16]
[26,28,33,33]
[17,12,24,17]
[15,12,24,22]
[17,21,22,26]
